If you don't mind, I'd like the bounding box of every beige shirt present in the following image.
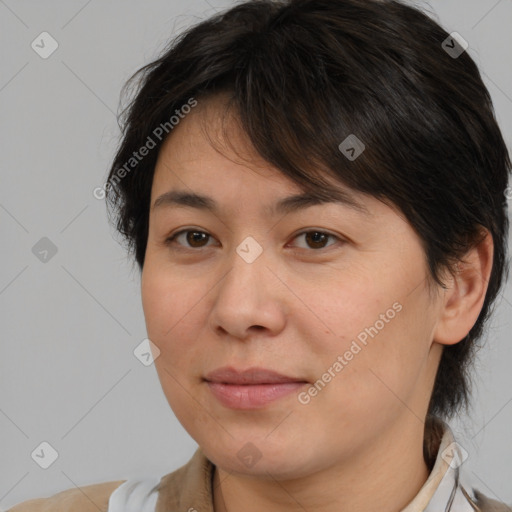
[7,418,511,512]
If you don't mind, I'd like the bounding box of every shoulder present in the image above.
[471,489,512,512]
[7,479,127,512]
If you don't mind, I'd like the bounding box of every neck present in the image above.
[212,417,431,512]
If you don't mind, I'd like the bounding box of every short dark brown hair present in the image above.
[105,0,511,420]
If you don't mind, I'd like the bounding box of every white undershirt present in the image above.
[108,475,160,512]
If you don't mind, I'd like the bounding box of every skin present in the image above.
[141,94,494,512]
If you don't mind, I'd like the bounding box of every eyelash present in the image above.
[164,229,344,253]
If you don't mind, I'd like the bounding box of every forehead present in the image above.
[153,93,281,184]
[153,103,375,218]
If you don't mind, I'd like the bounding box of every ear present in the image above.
[433,229,494,346]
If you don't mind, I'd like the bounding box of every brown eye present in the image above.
[165,230,213,249]
[291,230,340,250]
[305,231,330,249]
[164,228,343,253]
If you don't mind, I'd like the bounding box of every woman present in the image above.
[9,0,511,510]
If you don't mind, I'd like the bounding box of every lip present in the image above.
[204,366,306,385]
[204,366,308,409]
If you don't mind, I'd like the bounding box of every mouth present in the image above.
[204,366,309,409]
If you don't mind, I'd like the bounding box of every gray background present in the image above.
[1,0,511,509]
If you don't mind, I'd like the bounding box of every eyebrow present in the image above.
[151,189,371,217]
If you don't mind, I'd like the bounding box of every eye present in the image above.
[164,228,343,252]
[165,229,215,250]
[289,230,341,250]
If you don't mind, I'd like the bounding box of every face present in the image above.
[141,95,444,479]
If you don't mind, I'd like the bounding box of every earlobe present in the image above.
[433,230,494,346]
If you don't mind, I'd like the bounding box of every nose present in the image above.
[207,241,288,340]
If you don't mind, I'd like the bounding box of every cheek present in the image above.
[142,263,202,341]
[141,267,207,416]
[141,272,211,402]
[141,260,227,370]
[302,269,393,352]
[325,296,433,423]
[305,263,434,400]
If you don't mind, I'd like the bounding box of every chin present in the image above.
[201,437,320,480]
